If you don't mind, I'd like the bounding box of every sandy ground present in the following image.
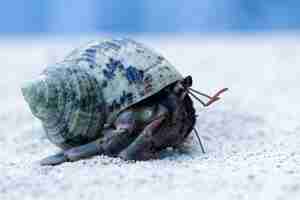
[1,35,300,200]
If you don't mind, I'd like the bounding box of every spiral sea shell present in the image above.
[22,38,183,149]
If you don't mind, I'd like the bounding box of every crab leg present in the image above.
[118,115,166,161]
[40,140,102,166]
[40,152,67,166]
[96,128,137,156]
[63,128,137,162]
[40,128,136,165]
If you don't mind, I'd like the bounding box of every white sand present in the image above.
[1,35,300,200]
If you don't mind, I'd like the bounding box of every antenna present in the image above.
[193,128,205,154]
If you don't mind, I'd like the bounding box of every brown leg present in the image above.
[95,128,137,156]
[40,139,104,166]
[118,116,166,161]
[65,127,138,161]
[40,108,140,166]
[40,128,136,166]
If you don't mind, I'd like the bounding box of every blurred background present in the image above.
[0,0,299,35]
[2,2,300,200]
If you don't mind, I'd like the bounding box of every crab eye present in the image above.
[182,76,193,87]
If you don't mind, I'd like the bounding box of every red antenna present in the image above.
[188,87,228,107]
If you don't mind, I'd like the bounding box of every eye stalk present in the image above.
[182,75,193,88]
[181,75,228,154]
[188,87,228,107]
[173,76,228,105]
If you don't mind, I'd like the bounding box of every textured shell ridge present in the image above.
[39,63,106,148]
[22,38,183,148]
[60,38,183,122]
[95,38,183,121]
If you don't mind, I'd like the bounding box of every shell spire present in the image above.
[22,64,106,149]
[22,75,50,120]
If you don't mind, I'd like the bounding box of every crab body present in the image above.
[21,38,225,165]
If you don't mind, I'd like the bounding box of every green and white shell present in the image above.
[22,38,183,149]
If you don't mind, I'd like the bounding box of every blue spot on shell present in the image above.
[77,47,97,66]
[126,66,144,84]
[85,48,97,54]
[103,69,114,79]
[103,58,124,79]
[83,57,96,64]
[102,58,144,85]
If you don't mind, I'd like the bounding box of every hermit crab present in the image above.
[21,38,227,165]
